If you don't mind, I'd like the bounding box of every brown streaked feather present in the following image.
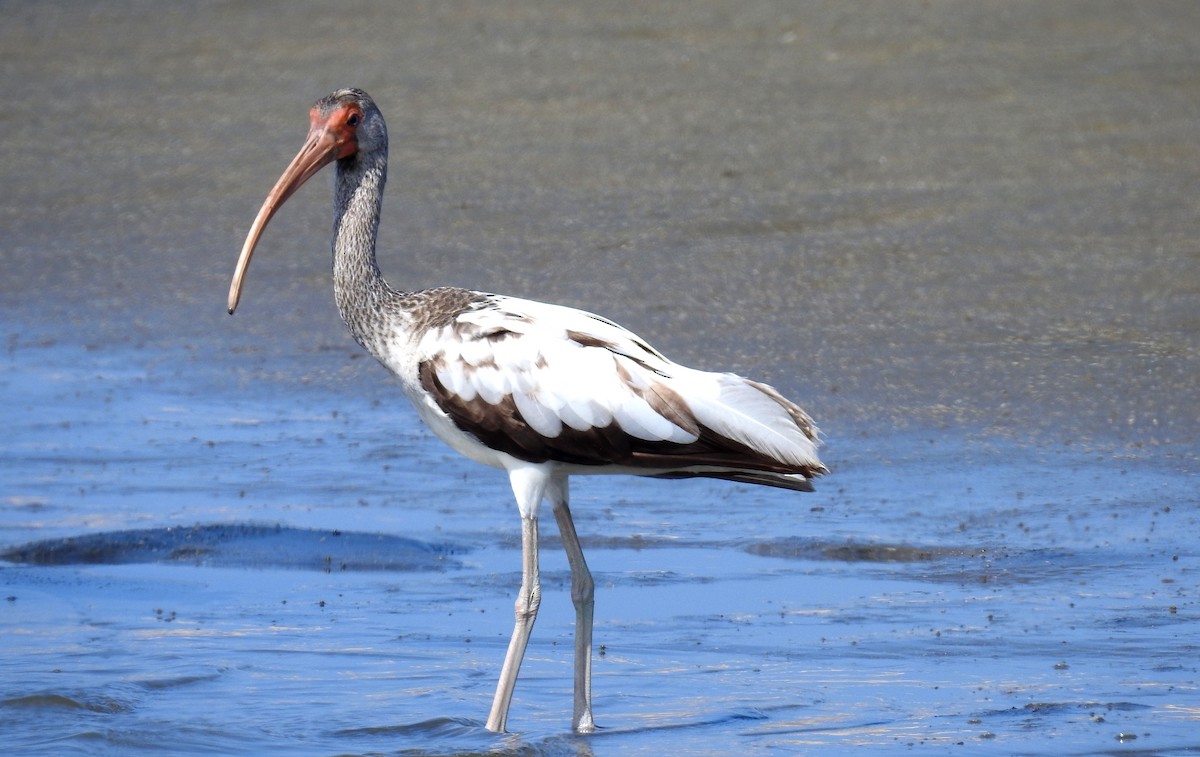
[394,287,492,333]
[566,329,669,377]
[564,330,614,351]
[744,378,820,443]
[643,380,702,436]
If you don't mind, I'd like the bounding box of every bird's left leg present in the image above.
[548,476,596,733]
[486,467,546,733]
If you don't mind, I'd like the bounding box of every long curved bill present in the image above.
[227,125,341,314]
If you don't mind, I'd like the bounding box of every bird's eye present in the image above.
[347,112,361,127]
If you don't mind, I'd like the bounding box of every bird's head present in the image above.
[227,88,386,314]
[315,88,388,158]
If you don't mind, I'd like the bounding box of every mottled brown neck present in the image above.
[329,146,489,358]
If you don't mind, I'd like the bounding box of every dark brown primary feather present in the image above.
[650,470,816,492]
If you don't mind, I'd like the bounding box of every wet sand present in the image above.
[2,2,1198,754]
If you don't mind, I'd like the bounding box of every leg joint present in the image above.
[515,582,542,621]
[571,571,594,607]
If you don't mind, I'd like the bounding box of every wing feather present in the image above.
[676,371,822,468]
[511,388,563,438]
[416,295,824,481]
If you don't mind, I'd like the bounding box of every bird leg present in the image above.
[485,512,541,733]
[551,493,596,733]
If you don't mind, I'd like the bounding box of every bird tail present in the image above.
[650,469,816,492]
[680,371,826,473]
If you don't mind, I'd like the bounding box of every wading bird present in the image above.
[227,88,826,734]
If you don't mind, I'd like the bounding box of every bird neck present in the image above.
[330,149,406,352]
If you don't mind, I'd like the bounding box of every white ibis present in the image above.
[227,88,826,734]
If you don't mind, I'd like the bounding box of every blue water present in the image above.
[2,338,1197,755]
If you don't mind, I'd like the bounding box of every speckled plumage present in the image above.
[229,89,826,734]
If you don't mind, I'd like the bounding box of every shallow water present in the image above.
[3,2,1199,755]
[4,338,1197,755]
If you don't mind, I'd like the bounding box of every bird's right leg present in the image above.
[486,468,546,733]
